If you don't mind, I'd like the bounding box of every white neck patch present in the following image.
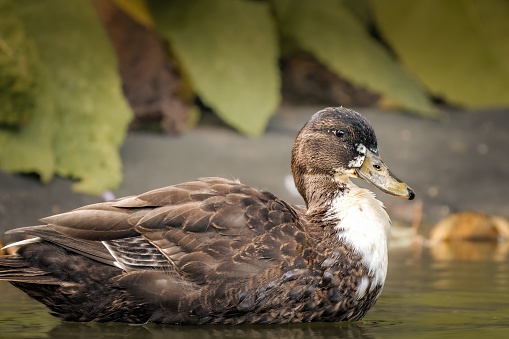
[348,143,367,168]
[323,179,391,289]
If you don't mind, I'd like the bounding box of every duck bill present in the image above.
[356,150,415,200]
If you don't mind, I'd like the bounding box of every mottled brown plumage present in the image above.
[0,107,414,324]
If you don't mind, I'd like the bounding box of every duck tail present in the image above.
[0,241,136,322]
[0,244,70,285]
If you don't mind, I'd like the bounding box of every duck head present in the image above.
[291,107,415,206]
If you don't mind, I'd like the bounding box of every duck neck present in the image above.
[299,174,348,219]
[301,173,392,288]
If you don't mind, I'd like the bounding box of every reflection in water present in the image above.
[425,238,509,292]
[374,244,509,338]
[47,321,373,339]
[1,243,509,338]
[429,240,509,262]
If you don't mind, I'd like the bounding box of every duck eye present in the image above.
[332,130,345,138]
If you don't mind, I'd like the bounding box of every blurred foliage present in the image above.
[0,1,37,127]
[371,0,509,108]
[272,0,435,116]
[149,0,280,137]
[113,0,153,27]
[1,0,508,193]
[0,0,131,194]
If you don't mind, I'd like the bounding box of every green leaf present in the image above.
[0,0,37,127]
[150,0,280,136]
[371,0,509,108]
[272,0,436,116]
[0,0,132,194]
[0,71,56,182]
[342,0,372,26]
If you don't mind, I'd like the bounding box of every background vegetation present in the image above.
[1,0,508,194]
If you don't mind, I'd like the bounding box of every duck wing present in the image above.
[5,225,115,266]
[40,177,307,285]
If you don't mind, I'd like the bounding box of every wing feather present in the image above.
[26,177,306,286]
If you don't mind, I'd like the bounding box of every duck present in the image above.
[0,107,414,324]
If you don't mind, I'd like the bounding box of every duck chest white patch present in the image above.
[324,183,391,292]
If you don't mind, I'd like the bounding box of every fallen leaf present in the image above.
[429,212,506,242]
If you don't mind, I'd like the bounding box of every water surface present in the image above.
[1,243,508,338]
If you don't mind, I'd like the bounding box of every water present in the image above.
[1,243,508,338]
